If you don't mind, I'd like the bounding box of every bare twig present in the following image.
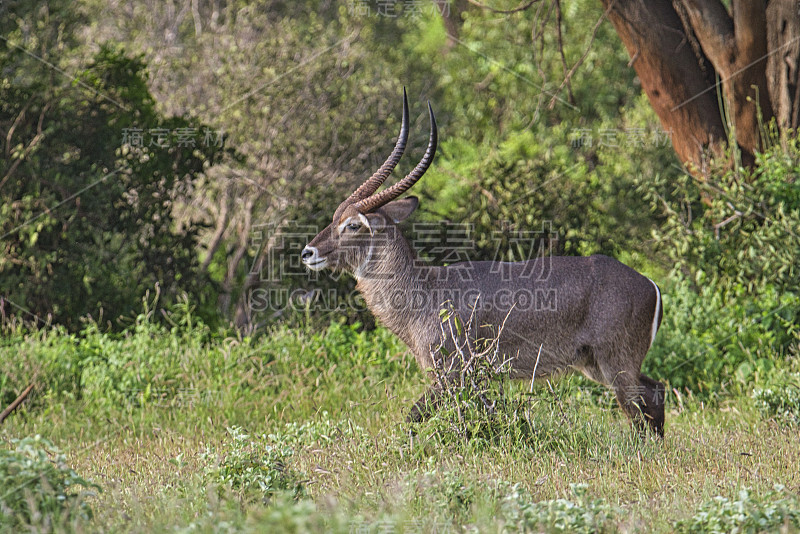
[430,300,518,438]
[553,0,575,105]
[713,206,743,239]
[528,343,543,393]
[547,1,614,109]
[0,103,51,190]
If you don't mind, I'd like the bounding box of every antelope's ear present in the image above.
[381,196,419,223]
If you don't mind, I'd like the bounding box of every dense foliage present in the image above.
[0,436,98,529]
[1,4,223,327]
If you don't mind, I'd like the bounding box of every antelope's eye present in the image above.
[346,222,361,231]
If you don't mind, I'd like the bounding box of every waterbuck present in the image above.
[301,91,665,436]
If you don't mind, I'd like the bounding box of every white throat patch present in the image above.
[354,241,375,281]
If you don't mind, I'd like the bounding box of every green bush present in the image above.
[753,369,800,425]
[0,326,83,410]
[0,308,224,413]
[644,277,799,395]
[200,417,367,505]
[675,487,800,533]
[0,41,224,330]
[201,427,306,504]
[634,131,800,397]
[645,136,800,294]
[501,483,617,533]
[445,127,664,262]
[1,309,412,422]
[77,317,219,410]
[0,436,98,530]
[405,466,479,523]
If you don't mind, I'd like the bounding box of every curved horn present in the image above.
[344,88,409,206]
[355,101,437,213]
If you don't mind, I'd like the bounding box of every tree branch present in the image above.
[0,383,35,425]
[548,2,612,109]
[0,103,50,191]
[553,0,575,106]
[732,0,767,55]
[679,0,734,70]
[467,0,541,14]
[201,183,232,272]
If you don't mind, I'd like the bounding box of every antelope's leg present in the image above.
[407,383,445,423]
[639,374,665,437]
[608,372,665,438]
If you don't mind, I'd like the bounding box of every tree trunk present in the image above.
[679,0,775,167]
[603,0,798,171]
[766,0,800,131]
[600,0,727,174]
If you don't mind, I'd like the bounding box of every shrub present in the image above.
[644,277,799,395]
[450,130,660,262]
[753,369,800,425]
[0,326,84,410]
[0,43,223,330]
[77,316,217,409]
[1,309,412,423]
[644,135,800,295]
[0,436,98,530]
[0,296,228,414]
[200,418,365,504]
[415,304,516,444]
[637,135,800,396]
[675,487,800,533]
[201,427,306,504]
[501,482,618,533]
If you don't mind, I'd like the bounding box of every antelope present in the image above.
[301,91,666,436]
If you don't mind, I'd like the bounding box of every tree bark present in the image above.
[601,0,727,174]
[679,0,775,167]
[766,0,800,131]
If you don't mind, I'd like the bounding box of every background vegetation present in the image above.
[1,0,798,531]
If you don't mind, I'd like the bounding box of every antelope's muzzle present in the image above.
[301,246,328,271]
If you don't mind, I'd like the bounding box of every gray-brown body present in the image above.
[363,253,660,382]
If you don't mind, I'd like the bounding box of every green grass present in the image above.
[1,319,799,533]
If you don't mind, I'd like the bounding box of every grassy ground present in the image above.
[1,320,799,533]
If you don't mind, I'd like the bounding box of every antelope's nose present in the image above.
[301,247,314,262]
